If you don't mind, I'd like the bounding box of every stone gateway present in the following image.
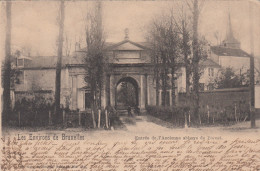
[13,38,186,112]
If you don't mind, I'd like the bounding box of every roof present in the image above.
[105,40,150,50]
[77,40,150,52]
[210,46,250,58]
[17,40,151,69]
[23,56,85,69]
[17,55,33,60]
[76,42,115,52]
[200,58,221,68]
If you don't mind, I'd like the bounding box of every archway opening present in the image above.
[115,77,139,110]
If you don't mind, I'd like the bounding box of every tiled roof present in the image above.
[211,46,250,57]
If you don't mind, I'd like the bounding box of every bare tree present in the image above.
[171,6,192,103]
[182,0,207,125]
[2,0,12,124]
[54,0,65,123]
[147,14,181,106]
[170,0,207,125]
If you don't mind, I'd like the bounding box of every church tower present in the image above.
[221,12,241,49]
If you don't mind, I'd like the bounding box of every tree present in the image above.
[54,0,65,123]
[84,1,106,112]
[191,0,200,124]
[2,0,12,124]
[214,67,249,89]
[171,6,192,102]
[147,14,181,106]
[117,82,136,107]
[181,0,207,125]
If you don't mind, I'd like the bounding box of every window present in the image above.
[17,59,24,67]
[15,71,24,84]
[208,68,214,77]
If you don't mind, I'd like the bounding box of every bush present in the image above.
[198,101,250,125]
[147,104,250,127]
[12,96,54,127]
[146,105,187,127]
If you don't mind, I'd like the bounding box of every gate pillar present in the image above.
[110,74,115,107]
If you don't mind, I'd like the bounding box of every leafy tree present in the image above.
[190,0,200,124]
[117,82,136,107]
[84,1,106,110]
[215,67,249,89]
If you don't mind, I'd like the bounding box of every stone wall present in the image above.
[178,87,250,113]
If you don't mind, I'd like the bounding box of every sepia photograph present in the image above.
[1,0,260,170]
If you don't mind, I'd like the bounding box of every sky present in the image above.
[0,0,260,59]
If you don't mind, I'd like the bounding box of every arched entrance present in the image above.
[115,77,139,110]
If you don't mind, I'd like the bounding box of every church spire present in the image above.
[222,11,241,49]
[227,12,233,40]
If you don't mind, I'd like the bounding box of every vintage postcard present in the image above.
[1,0,260,170]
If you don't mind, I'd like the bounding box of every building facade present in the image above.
[13,39,186,111]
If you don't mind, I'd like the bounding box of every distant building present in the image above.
[199,58,221,91]
[196,13,251,91]
[209,13,250,74]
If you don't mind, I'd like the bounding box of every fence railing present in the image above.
[9,108,114,129]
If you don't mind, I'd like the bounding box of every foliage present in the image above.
[214,67,250,89]
[146,105,187,127]
[12,95,54,127]
[147,101,250,127]
[117,82,137,107]
[84,1,107,109]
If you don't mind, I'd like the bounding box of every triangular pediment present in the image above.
[108,40,147,51]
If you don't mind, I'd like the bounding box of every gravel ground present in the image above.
[2,114,260,141]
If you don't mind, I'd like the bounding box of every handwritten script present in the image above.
[1,135,260,171]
